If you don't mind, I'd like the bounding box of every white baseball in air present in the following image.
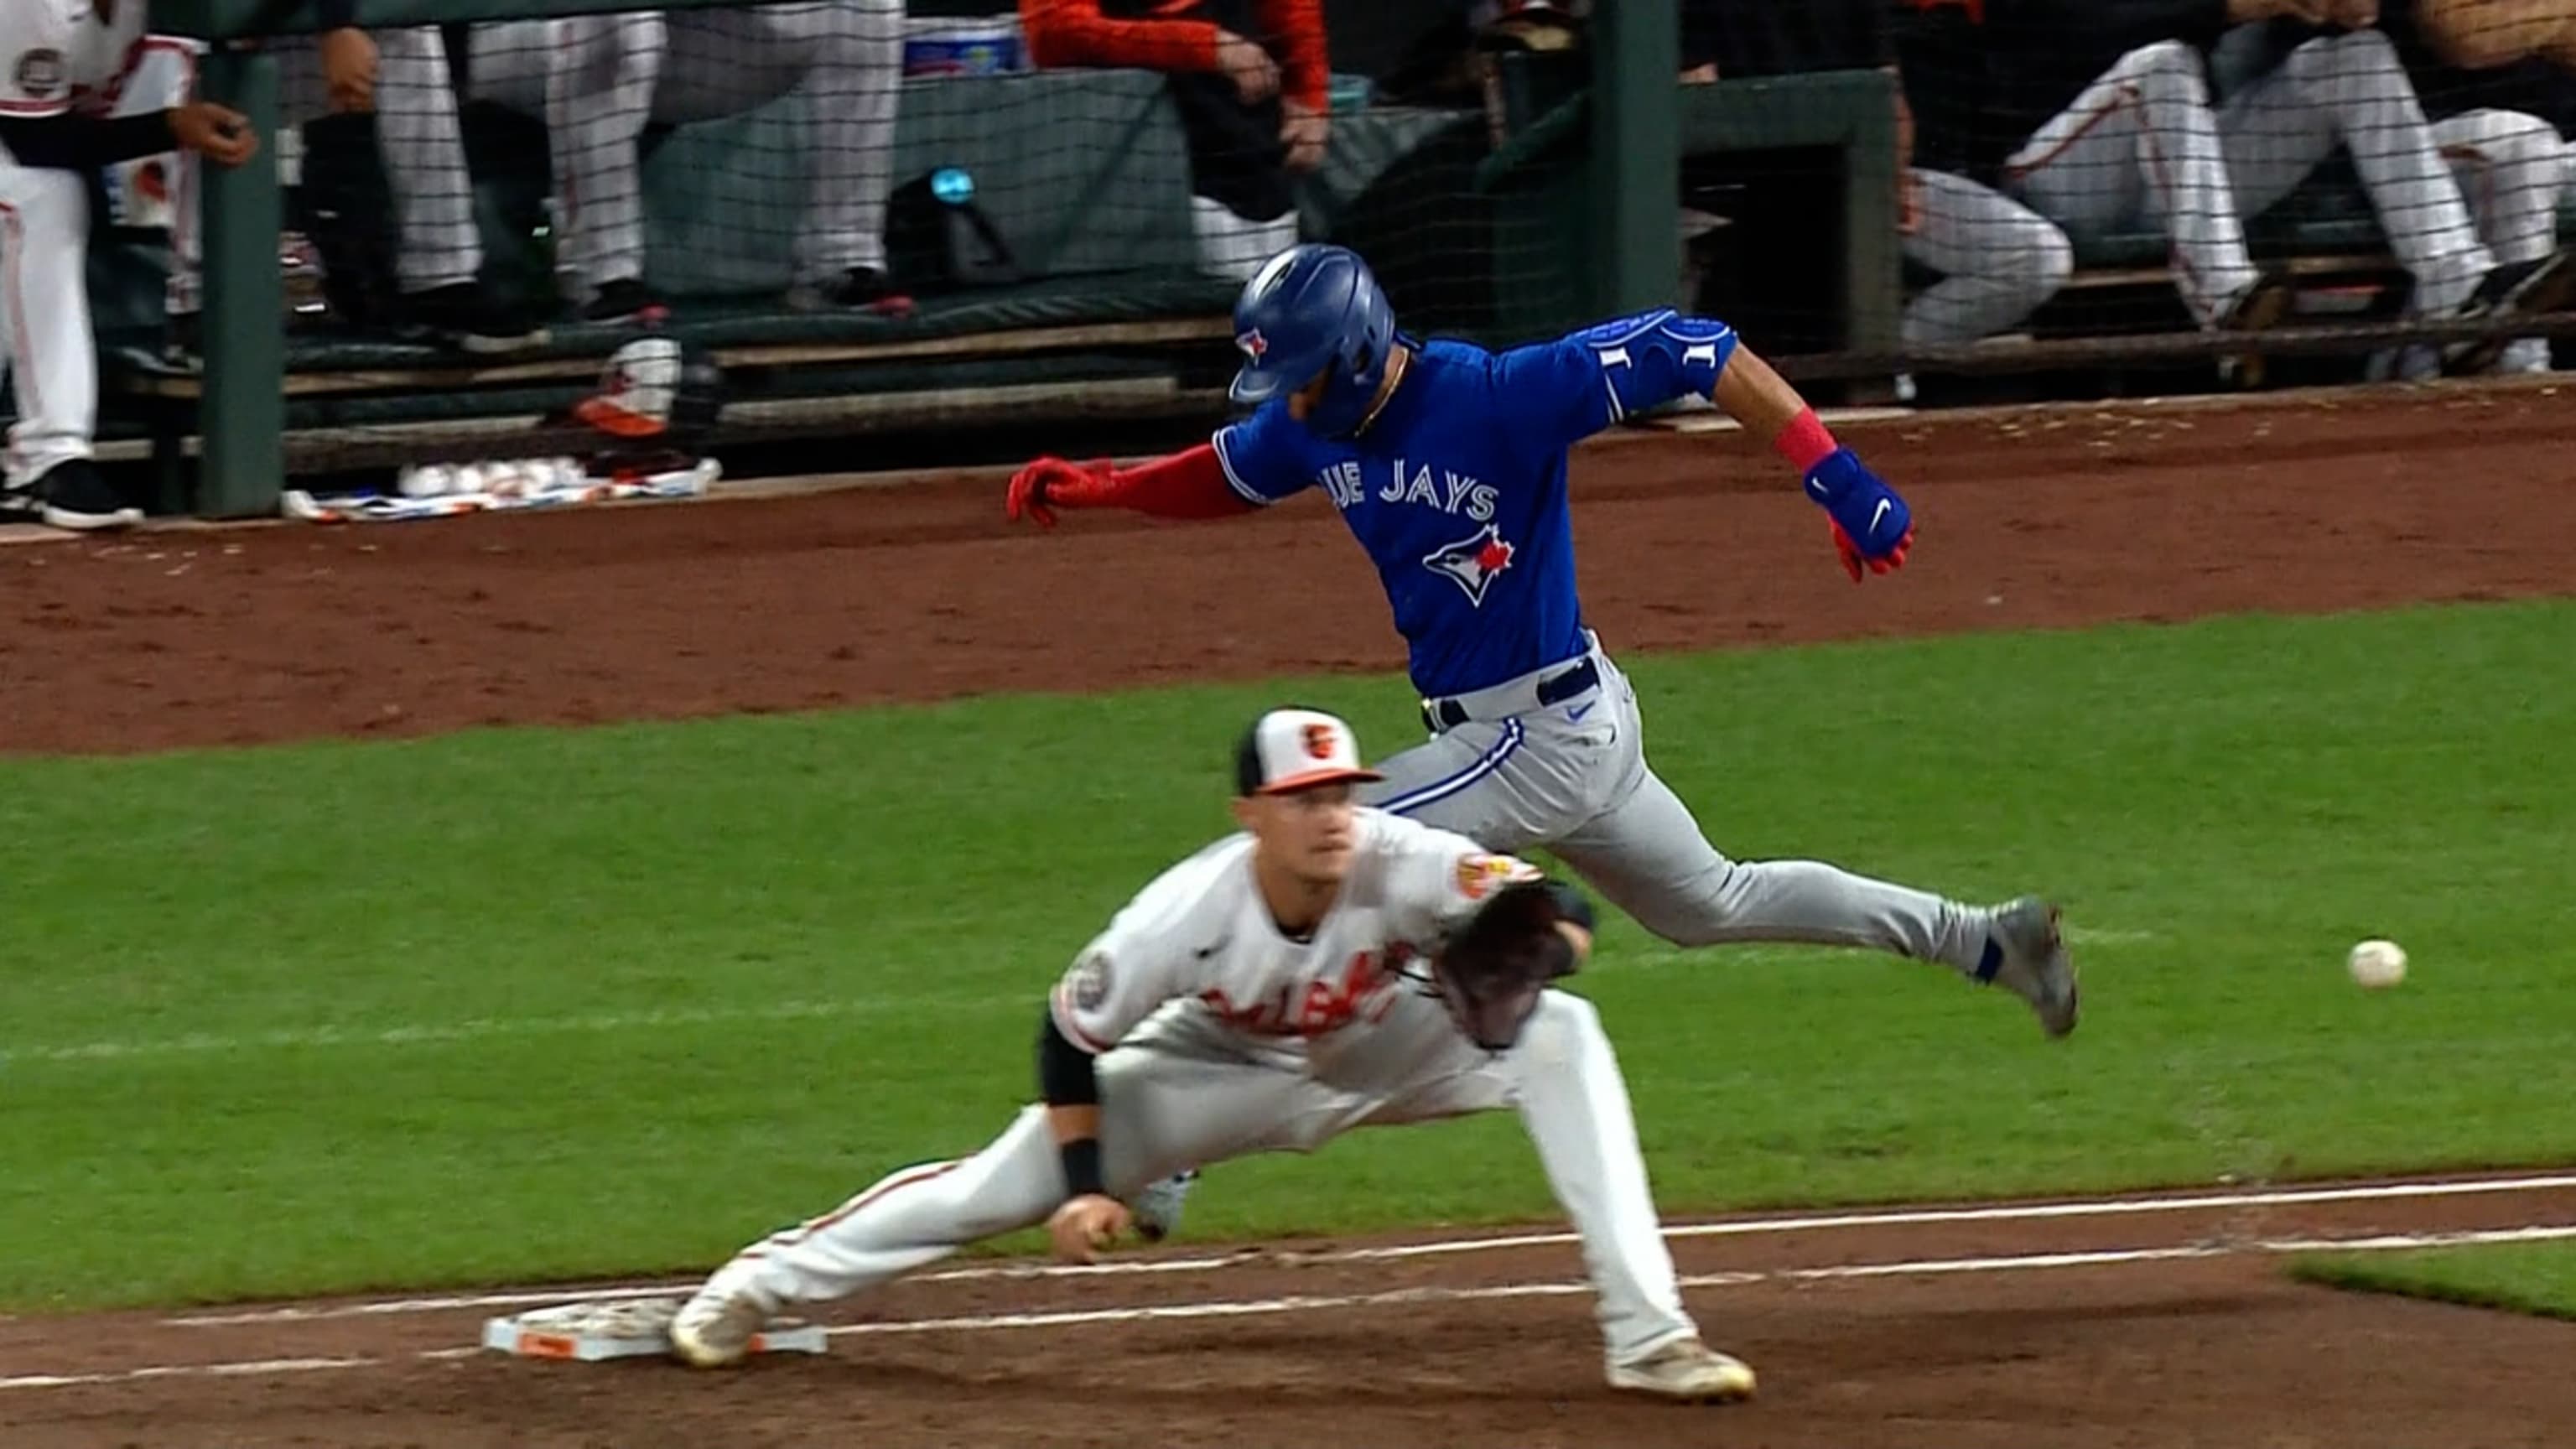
[2347,938,2407,990]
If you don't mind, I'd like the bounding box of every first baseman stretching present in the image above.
[673,708,1762,1404]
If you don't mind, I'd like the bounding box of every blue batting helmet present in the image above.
[1228,244,1398,437]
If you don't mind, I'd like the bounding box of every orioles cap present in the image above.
[1233,708,1386,797]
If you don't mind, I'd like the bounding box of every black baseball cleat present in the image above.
[2215,274,2294,335]
[791,266,915,318]
[3,460,143,532]
[2211,273,2294,389]
[398,281,552,356]
[2444,252,2576,377]
[581,278,671,328]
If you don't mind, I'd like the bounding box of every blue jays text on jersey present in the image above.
[1211,309,1738,699]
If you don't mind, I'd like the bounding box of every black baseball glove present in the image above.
[1431,878,1592,1052]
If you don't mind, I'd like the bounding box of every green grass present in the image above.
[2293,1241,2576,1322]
[4,600,2574,1311]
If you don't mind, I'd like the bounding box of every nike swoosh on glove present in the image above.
[1801,447,1915,584]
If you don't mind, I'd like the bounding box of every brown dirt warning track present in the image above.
[3,380,2575,1446]
[5,382,2573,755]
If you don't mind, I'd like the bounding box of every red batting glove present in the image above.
[1831,519,1914,584]
[1005,456,1113,530]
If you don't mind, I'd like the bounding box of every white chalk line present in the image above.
[161,1171,2576,1327]
[18,1221,2575,1392]
[2,994,1015,1065]
[824,1223,2576,1337]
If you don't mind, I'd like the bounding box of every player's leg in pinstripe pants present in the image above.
[170,29,483,312]
[2214,29,2492,319]
[1901,169,2074,346]
[2436,108,2569,374]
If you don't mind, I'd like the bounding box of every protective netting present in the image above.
[84,3,1540,335]
[53,2,1569,486]
[1677,0,2576,386]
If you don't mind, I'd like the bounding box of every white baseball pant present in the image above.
[470,2,903,295]
[2,37,191,485]
[1902,169,2075,345]
[695,988,1702,1367]
[0,148,104,485]
[2003,40,2264,327]
[2214,29,2492,316]
[2436,107,2569,373]
[2003,37,2492,327]
[168,29,485,314]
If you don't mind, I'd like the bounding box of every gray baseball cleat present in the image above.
[1981,898,2080,1037]
[1607,1337,1758,1403]
[1130,1168,1197,1243]
[668,1285,766,1368]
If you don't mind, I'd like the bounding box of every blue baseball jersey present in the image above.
[1212,309,1739,699]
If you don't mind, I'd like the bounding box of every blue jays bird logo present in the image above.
[1422,524,1517,606]
[1237,329,1267,362]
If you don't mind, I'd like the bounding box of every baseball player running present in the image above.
[1,0,252,530]
[469,2,911,326]
[1005,244,2079,1235]
[672,708,1758,1403]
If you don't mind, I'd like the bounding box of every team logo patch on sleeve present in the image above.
[1070,950,1113,1012]
[1422,524,1516,606]
[13,49,67,98]
[1456,853,1540,901]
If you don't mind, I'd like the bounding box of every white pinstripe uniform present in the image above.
[2004,30,2496,327]
[2425,105,2569,373]
[0,0,148,488]
[467,2,905,299]
[164,28,487,314]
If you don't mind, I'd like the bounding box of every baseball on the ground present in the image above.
[2347,938,2407,989]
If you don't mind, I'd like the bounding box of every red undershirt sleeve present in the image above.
[1080,443,1259,520]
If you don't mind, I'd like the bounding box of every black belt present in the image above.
[1421,656,1600,733]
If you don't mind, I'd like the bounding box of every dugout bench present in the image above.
[87,68,1486,513]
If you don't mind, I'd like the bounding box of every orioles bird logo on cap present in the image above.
[1301,723,1337,760]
